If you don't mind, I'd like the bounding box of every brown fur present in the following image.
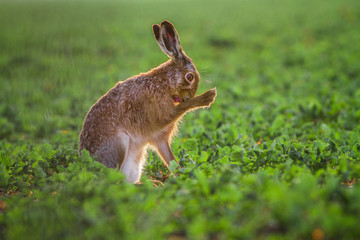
[79,21,216,182]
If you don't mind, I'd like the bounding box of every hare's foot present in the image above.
[196,88,217,108]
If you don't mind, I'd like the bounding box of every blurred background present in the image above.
[0,0,359,145]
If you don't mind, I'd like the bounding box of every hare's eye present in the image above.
[185,72,194,82]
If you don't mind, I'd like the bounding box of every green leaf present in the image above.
[231,150,244,162]
[182,138,198,152]
[169,160,178,173]
[197,151,208,163]
[34,166,47,179]
[220,156,230,165]
[0,164,9,187]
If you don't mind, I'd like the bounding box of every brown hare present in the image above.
[79,20,216,183]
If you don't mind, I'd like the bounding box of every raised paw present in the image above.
[198,87,217,107]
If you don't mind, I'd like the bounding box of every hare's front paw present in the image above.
[198,88,217,107]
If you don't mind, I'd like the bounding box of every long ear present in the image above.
[153,21,183,61]
[152,24,169,57]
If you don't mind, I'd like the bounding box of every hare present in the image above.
[79,20,216,183]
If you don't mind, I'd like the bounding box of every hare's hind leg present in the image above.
[121,141,146,183]
[95,131,145,183]
[95,131,130,169]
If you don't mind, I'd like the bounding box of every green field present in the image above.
[1,0,360,239]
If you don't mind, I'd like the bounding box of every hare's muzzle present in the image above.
[180,90,191,102]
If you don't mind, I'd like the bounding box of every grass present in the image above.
[1,0,360,239]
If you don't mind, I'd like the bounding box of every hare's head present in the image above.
[153,21,200,103]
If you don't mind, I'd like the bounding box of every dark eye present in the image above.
[185,72,194,82]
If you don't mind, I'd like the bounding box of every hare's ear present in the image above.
[153,24,169,57]
[153,21,183,61]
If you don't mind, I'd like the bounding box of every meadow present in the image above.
[1,0,360,239]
